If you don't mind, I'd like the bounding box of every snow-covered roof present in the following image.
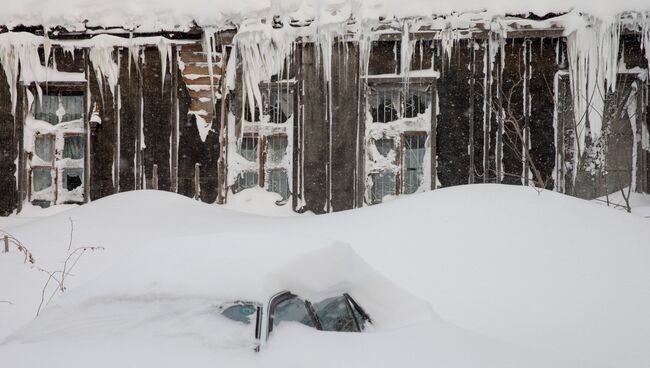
[2,0,649,32]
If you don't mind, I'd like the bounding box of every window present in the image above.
[368,85,431,123]
[268,292,370,336]
[267,169,289,201]
[312,296,359,332]
[235,171,259,192]
[369,87,400,123]
[32,167,52,193]
[62,168,83,192]
[263,88,293,124]
[270,295,315,330]
[403,135,426,194]
[234,83,294,203]
[370,172,395,204]
[267,135,288,164]
[27,86,85,206]
[240,136,259,162]
[34,134,55,162]
[34,92,83,125]
[63,135,84,160]
[374,138,394,157]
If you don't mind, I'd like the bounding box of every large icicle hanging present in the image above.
[235,21,294,127]
[566,16,622,154]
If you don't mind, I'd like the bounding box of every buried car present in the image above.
[218,290,372,351]
[0,234,572,367]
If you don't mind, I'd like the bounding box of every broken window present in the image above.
[27,86,85,206]
[267,169,289,201]
[263,88,293,124]
[403,134,426,194]
[369,87,400,123]
[403,87,429,118]
[374,138,394,157]
[240,136,259,162]
[370,172,395,204]
[62,168,83,192]
[368,84,432,123]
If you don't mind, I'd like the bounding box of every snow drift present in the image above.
[0,184,648,367]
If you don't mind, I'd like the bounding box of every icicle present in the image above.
[157,38,171,89]
[566,15,623,152]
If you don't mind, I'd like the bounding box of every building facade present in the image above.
[0,12,648,215]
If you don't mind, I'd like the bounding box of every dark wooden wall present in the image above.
[300,44,329,213]
[329,41,360,212]
[0,66,16,215]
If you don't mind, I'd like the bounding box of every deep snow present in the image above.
[0,185,649,367]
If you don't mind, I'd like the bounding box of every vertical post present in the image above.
[483,39,492,183]
[495,36,503,185]
[431,78,438,189]
[171,45,179,193]
[194,163,201,200]
[3,235,8,253]
[217,45,229,204]
[468,39,476,184]
[152,164,158,190]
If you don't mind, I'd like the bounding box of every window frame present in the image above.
[25,83,87,206]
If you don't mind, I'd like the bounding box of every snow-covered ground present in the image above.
[0,184,648,367]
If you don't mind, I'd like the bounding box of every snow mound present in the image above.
[0,184,648,368]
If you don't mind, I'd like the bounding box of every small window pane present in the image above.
[34,94,59,124]
[403,135,426,194]
[403,88,430,118]
[272,296,315,328]
[63,135,85,160]
[60,94,83,122]
[35,135,55,162]
[370,172,395,204]
[312,296,359,332]
[369,87,399,123]
[62,168,83,191]
[32,167,52,192]
[267,136,288,163]
[374,138,394,157]
[264,89,293,124]
[240,137,258,162]
[34,92,83,124]
[267,169,289,201]
[236,171,259,192]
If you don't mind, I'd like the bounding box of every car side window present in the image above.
[312,296,360,332]
[272,295,315,329]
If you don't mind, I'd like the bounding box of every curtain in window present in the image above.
[34,135,55,162]
[60,94,84,122]
[34,94,59,124]
[235,171,259,192]
[63,135,85,160]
